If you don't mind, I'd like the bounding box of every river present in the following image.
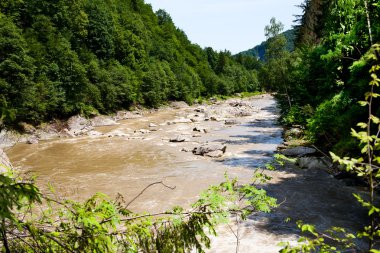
[5,94,367,252]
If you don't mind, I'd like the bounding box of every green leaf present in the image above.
[300,224,318,236]
[371,115,380,124]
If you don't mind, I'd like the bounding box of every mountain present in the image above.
[238,29,296,60]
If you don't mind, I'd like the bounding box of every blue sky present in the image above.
[145,0,303,54]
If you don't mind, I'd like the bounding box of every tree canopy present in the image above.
[0,0,259,127]
[266,0,380,154]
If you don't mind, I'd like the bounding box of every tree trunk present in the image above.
[364,0,373,45]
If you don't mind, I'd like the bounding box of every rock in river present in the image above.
[170,135,187,142]
[225,119,239,125]
[193,127,207,133]
[192,144,227,157]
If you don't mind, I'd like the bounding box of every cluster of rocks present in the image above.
[186,99,258,124]
[228,99,259,118]
[63,115,120,137]
[1,98,257,151]
[0,107,148,147]
[279,131,366,187]
[279,142,332,171]
[281,146,317,157]
[168,99,260,158]
[278,124,334,171]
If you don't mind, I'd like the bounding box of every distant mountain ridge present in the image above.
[238,29,296,60]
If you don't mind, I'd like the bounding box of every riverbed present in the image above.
[5,94,367,252]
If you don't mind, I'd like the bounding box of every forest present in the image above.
[1,0,380,252]
[1,0,378,157]
[0,0,259,126]
[264,0,380,155]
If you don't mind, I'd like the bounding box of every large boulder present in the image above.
[67,115,93,135]
[91,116,118,127]
[0,130,18,148]
[170,101,189,109]
[281,146,316,157]
[297,157,332,170]
[170,135,187,142]
[192,144,227,157]
[67,115,90,131]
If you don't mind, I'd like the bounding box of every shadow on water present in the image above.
[215,103,368,250]
[214,118,283,169]
[243,164,369,250]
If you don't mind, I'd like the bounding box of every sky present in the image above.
[145,0,303,54]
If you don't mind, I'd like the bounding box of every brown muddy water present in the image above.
[5,95,367,252]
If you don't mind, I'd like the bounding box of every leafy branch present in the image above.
[0,165,277,252]
[281,43,380,252]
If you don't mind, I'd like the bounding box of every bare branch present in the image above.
[125,181,176,208]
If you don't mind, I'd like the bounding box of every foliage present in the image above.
[259,18,293,108]
[280,44,380,252]
[0,0,259,127]
[281,104,314,126]
[279,222,356,253]
[274,0,380,154]
[330,44,380,250]
[0,160,277,252]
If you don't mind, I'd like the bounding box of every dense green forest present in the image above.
[0,0,260,127]
[263,0,380,155]
[263,1,380,248]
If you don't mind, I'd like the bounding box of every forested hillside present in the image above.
[265,0,380,154]
[0,0,259,127]
[238,29,296,61]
